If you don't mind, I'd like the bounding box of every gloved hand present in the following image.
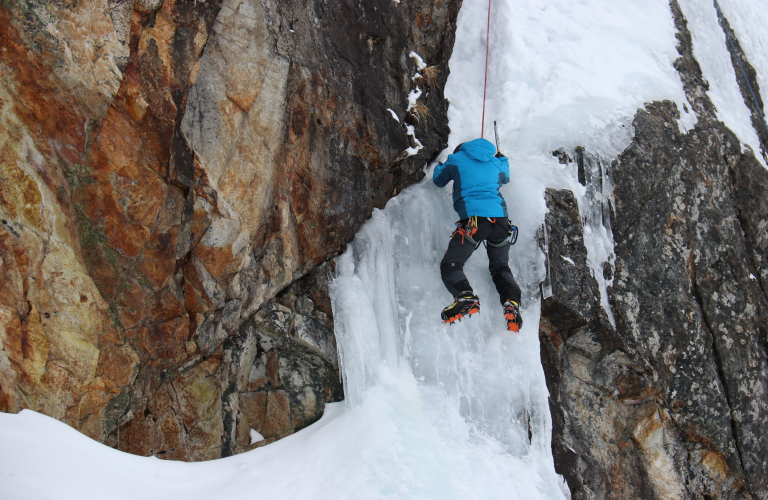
[495,151,506,158]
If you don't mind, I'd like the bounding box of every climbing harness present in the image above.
[452,215,480,245]
[508,221,518,245]
[486,238,508,249]
[453,216,517,248]
[481,0,492,138]
[713,0,768,135]
[484,218,518,248]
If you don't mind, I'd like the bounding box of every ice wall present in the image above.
[329,0,711,497]
[331,177,569,499]
[4,0,768,499]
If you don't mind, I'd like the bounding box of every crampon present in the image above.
[441,293,480,324]
[503,300,523,332]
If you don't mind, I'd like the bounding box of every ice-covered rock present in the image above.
[538,5,768,495]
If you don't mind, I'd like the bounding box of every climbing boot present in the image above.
[503,300,523,332]
[441,293,480,324]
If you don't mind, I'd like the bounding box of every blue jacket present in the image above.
[433,138,510,219]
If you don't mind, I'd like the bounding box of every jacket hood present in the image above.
[460,138,497,161]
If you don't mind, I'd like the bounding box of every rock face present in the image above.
[539,2,768,498]
[112,262,343,459]
[0,0,459,460]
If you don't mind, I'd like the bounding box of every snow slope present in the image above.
[679,0,767,166]
[1,1,766,499]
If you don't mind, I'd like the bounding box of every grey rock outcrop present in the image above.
[539,2,768,498]
[540,188,662,499]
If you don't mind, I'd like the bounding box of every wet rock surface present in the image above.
[0,0,458,460]
[540,2,768,498]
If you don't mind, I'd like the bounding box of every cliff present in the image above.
[3,1,767,497]
[539,2,768,498]
[0,0,459,460]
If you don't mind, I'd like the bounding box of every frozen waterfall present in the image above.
[2,0,767,498]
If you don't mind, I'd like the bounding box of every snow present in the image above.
[387,108,400,122]
[561,255,575,265]
[2,0,767,499]
[444,0,703,327]
[331,197,567,497]
[400,53,426,158]
[409,51,427,71]
[406,87,422,113]
[249,429,265,445]
[404,124,423,157]
[677,0,767,167]
[713,0,768,119]
[445,0,693,158]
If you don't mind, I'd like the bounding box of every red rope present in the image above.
[481,0,492,138]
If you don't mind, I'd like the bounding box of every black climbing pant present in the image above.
[440,217,522,305]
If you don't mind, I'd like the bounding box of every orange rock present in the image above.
[155,187,186,234]
[148,284,185,324]
[119,415,154,457]
[158,446,192,462]
[155,412,183,452]
[78,377,121,422]
[109,219,150,260]
[36,360,82,421]
[80,413,106,441]
[147,385,175,418]
[0,0,454,464]
[192,239,238,286]
[188,198,214,252]
[0,227,26,313]
[237,391,267,447]
[115,281,152,331]
[183,278,209,314]
[138,315,188,361]
[262,391,293,439]
[235,413,253,449]
[266,350,281,389]
[96,344,140,388]
[138,227,180,290]
[701,450,730,483]
[0,157,44,232]
[199,348,222,375]
[0,306,23,368]
[18,304,50,392]
[187,425,221,462]
[172,364,222,430]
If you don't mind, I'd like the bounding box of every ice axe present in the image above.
[492,120,518,245]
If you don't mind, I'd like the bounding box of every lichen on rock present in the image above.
[0,0,459,461]
[538,3,768,497]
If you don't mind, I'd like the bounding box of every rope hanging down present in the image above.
[481,0,492,138]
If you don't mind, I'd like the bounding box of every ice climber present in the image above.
[433,137,523,332]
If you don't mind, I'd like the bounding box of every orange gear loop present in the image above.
[451,216,479,245]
